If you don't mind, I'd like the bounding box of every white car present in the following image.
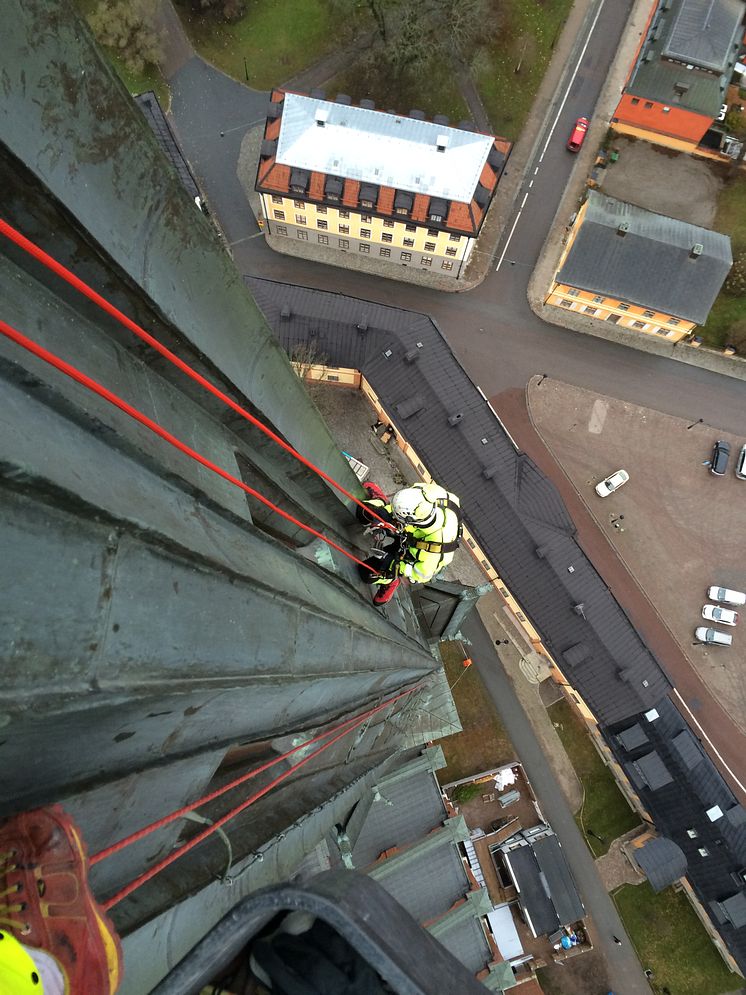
[695,626,733,646]
[717,103,728,122]
[595,469,629,498]
[702,604,738,626]
[708,586,746,607]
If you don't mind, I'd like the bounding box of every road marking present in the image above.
[496,0,607,273]
[538,0,607,163]
[672,688,746,796]
[529,179,534,188]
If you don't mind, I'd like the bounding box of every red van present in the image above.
[567,117,589,152]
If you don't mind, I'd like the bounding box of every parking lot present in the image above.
[528,379,746,732]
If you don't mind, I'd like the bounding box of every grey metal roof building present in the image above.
[624,0,744,118]
[633,836,688,892]
[249,277,746,974]
[558,192,732,324]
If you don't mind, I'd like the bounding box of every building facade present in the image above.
[256,90,511,280]
[611,0,746,157]
[546,192,732,340]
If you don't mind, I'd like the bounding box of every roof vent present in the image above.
[436,134,449,152]
[315,108,328,127]
[280,305,291,320]
[691,243,704,258]
[448,412,464,426]
[617,222,630,236]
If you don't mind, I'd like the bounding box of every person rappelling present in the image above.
[357,481,463,605]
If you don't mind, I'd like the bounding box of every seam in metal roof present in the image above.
[276,92,494,203]
[663,0,744,72]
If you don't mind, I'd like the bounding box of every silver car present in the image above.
[702,604,738,626]
[695,626,733,646]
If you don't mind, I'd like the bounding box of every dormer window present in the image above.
[359,183,379,211]
[428,197,448,224]
[290,168,310,195]
[324,175,343,203]
[394,190,413,216]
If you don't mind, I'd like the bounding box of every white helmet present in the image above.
[391,487,437,527]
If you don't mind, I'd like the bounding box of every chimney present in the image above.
[315,108,328,128]
[690,243,703,258]
[617,222,629,236]
[436,134,449,153]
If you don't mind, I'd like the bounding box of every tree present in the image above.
[88,0,161,74]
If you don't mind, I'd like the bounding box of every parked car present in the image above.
[695,626,733,646]
[708,586,746,606]
[567,117,589,152]
[595,469,629,497]
[736,443,746,480]
[717,103,728,122]
[710,440,731,476]
[702,604,738,626]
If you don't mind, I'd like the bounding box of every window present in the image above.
[631,320,646,329]
[593,295,605,304]
[406,224,417,233]
[667,317,680,326]
[430,214,442,222]
[360,200,374,210]
[382,232,393,243]
[631,97,640,106]
[401,251,412,262]
[606,313,620,323]
[317,220,328,230]
[698,847,709,857]
[339,239,349,249]
[317,205,327,215]
[560,299,572,307]
[687,828,698,839]
[294,200,305,209]
[427,228,439,237]
[403,238,415,247]
[425,242,436,251]
[662,106,670,113]
[276,225,288,236]
[446,247,457,257]
[360,229,371,239]
[584,306,597,315]
[295,215,306,225]
[618,302,630,311]
[361,215,372,223]
[383,220,394,228]
[644,101,653,109]
[272,195,283,204]
[568,288,580,297]
[359,244,370,254]
[441,260,453,271]
[339,210,350,219]
[274,210,285,220]
[339,225,349,235]
[421,256,432,267]
[395,207,408,216]
[642,309,655,318]
[380,247,391,258]
[449,234,461,242]
[318,234,329,245]
[297,230,308,240]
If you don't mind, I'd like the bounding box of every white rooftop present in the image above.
[276,93,494,203]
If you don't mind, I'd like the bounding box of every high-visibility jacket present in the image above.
[365,482,462,585]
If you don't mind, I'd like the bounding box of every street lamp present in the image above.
[244,56,249,82]
[686,417,703,430]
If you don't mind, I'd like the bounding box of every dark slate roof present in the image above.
[377,840,469,923]
[633,751,675,790]
[634,836,688,892]
[617,723,649,751]
[712,892,746,929]
[134,92,200,201]
[249,278,746,971]
[532,835,585,925]
[248,277,671,727]
[671,728,706,770]
[607,696,746,971]
[558,193,732,324]
[435,917,493,975]
[504,844,559,936]
[663,0,744,72]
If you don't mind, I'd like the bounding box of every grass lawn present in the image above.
[178,0,364,90]
[548,698,638,856]
[614,881,741,995]
[435,642,513,785]
[474,0,573,140]
[700,173,746,350]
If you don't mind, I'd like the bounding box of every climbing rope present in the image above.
[96,684,423,910]
[0,317,378,573]
[0,219,394,532]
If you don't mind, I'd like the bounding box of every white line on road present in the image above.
[529,179,534,188]
[496,0,607,272]
[672,688,746,796]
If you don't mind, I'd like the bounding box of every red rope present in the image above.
[101,683,421,910]
[0,219,394,532]
[0,318,377,572]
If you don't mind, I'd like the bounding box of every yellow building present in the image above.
[546,192,732,341]
[256,90,512,280]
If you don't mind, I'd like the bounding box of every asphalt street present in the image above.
[463,612,650,995]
